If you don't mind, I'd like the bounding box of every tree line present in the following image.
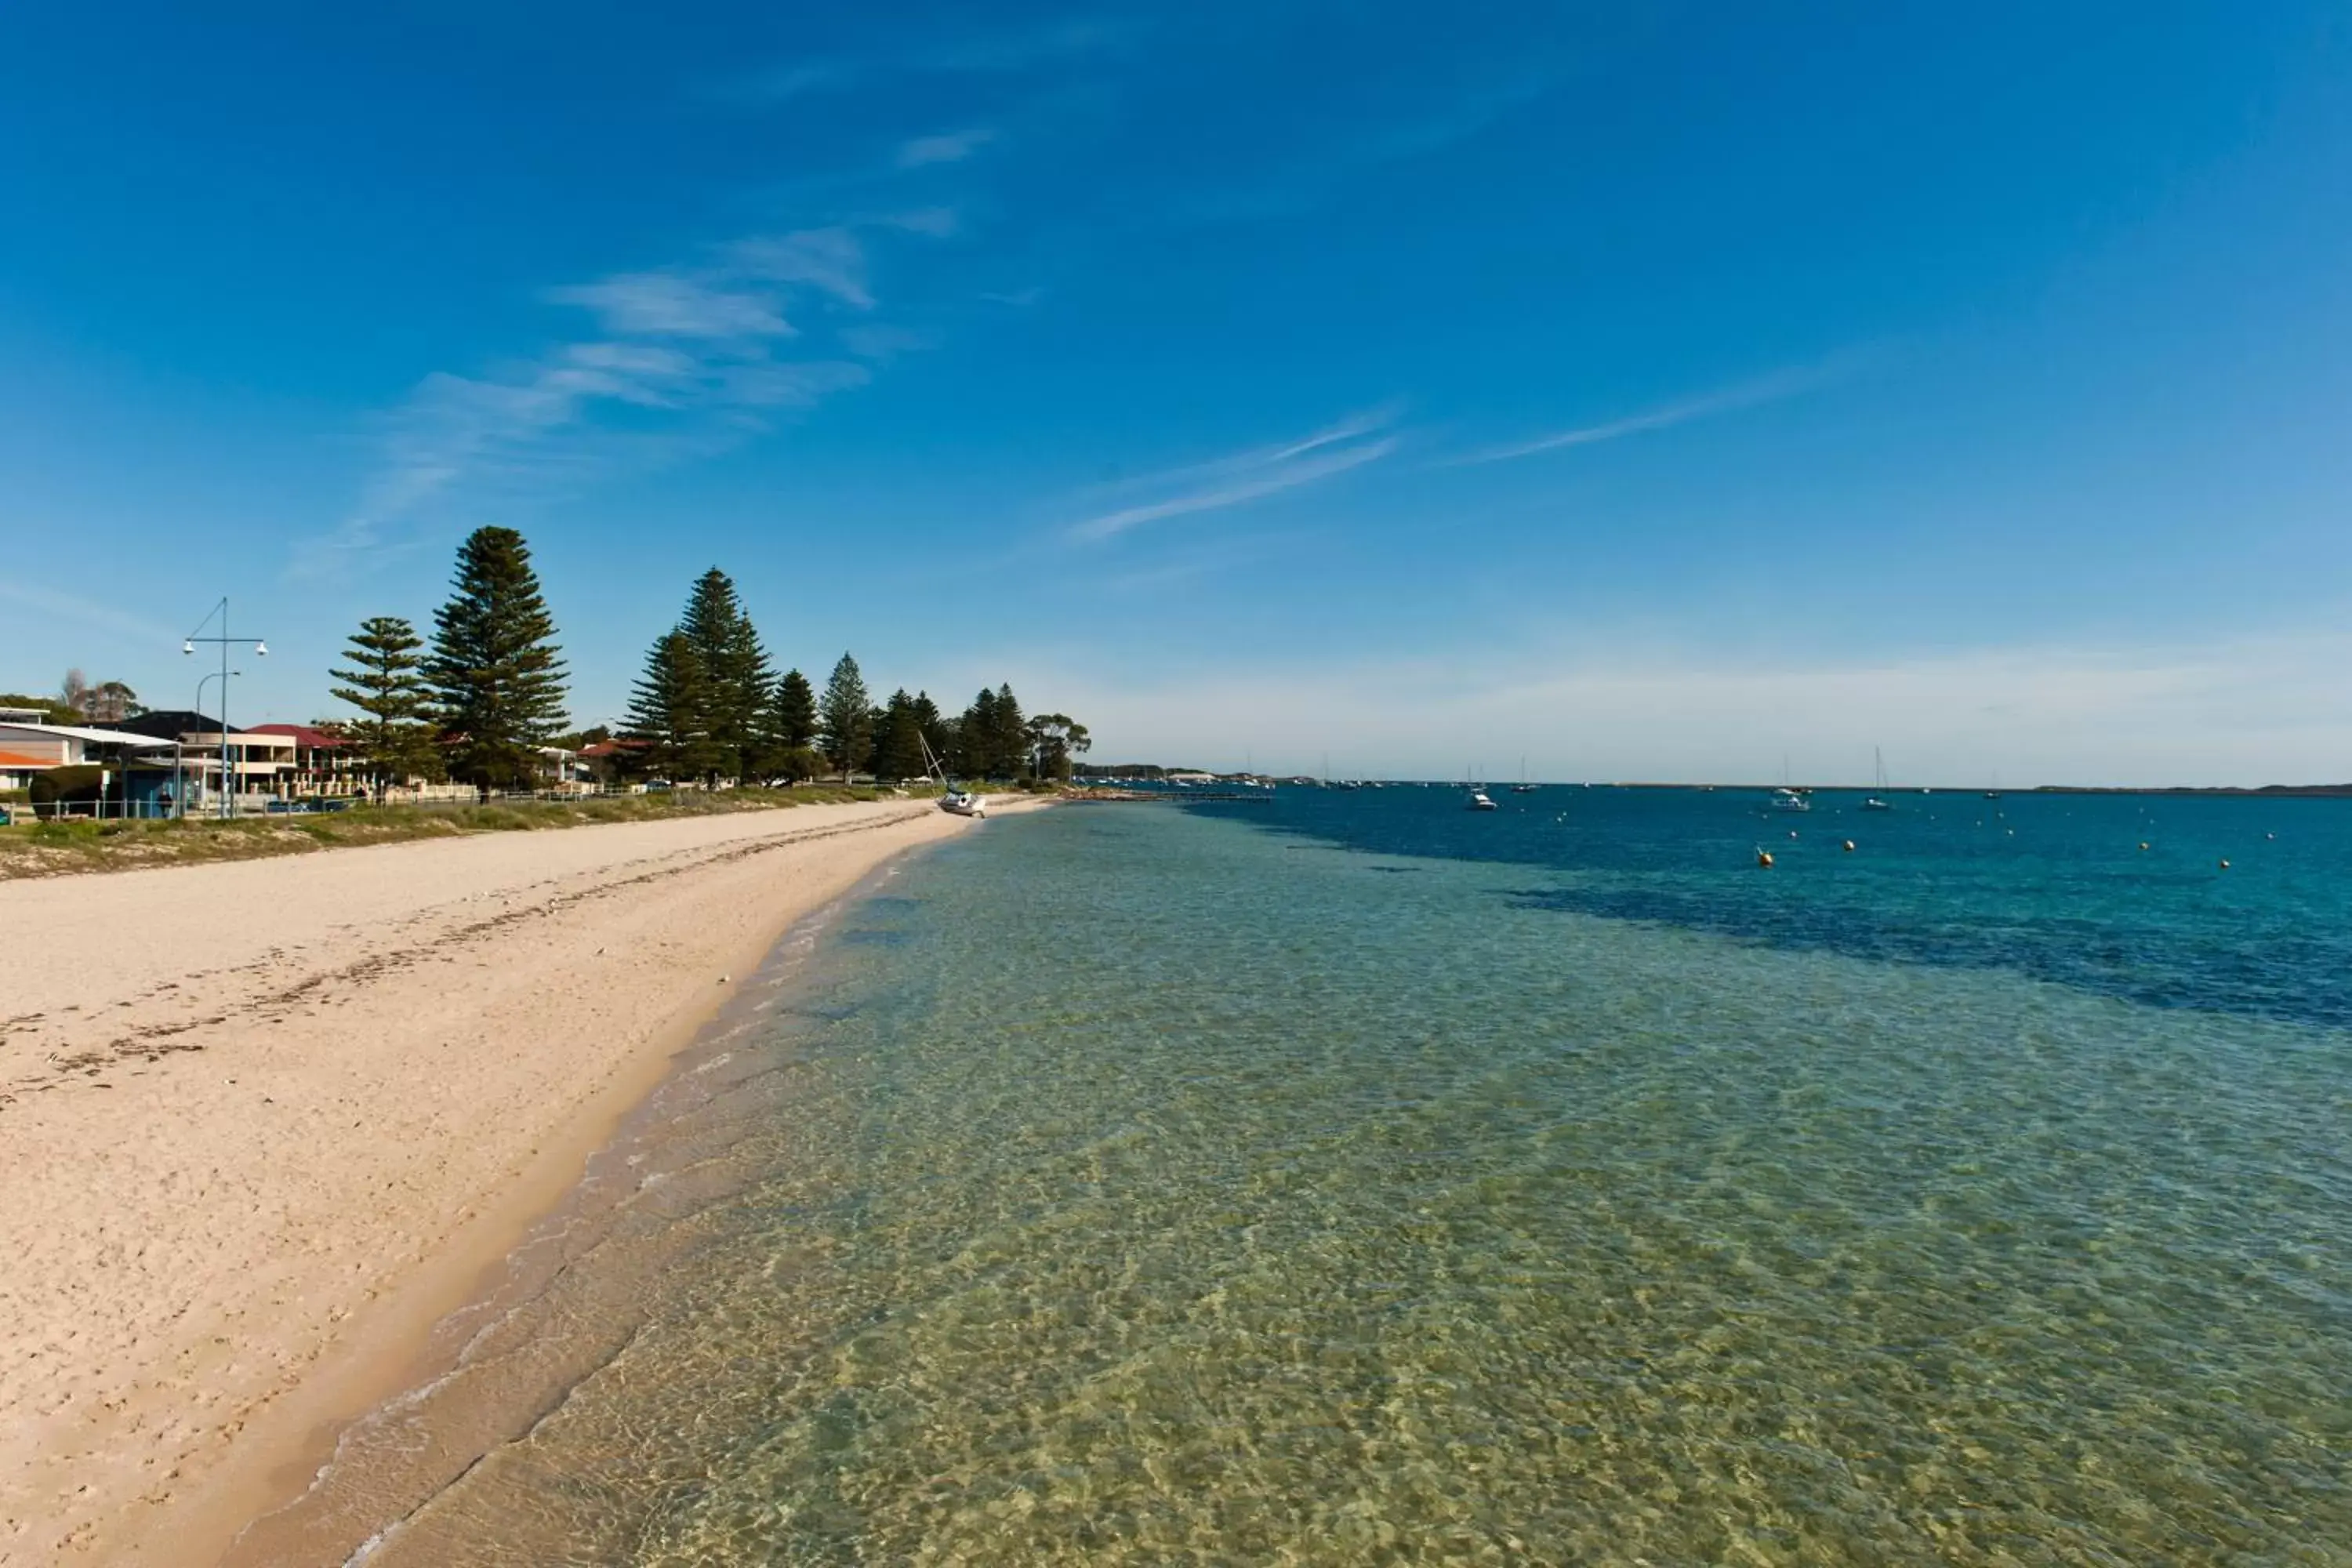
[328,525,1086,796]
[0,672,147,725]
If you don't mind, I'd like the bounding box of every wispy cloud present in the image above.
[1178,72,1555,226]
[547,272,795,338]
[919,16,1134,74]
[1098,531,1310,594]
[719,17,1135,107]
[981,285,1045,307]
[1450,358,1860,466]
[839,324,938,362]
[724,227,874,307]
[303,220,931,578]
[727,60,852,105]
[0,580,176,646]
[878,206,960,238]
[1067,409,1399,543]
[897,127,999,169]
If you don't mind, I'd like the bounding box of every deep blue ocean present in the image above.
[279,789,2351,1566]
[1192,784,2352,1030]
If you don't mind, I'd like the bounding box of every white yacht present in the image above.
[1863,747,1894,811]
[922,735,985,818]
[1770,787,1812,814]
[1467,789,1499,811]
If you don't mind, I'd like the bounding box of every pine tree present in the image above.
[989,682,1027,780]
[677,568,771,782]
[426,527,569,791]
[625,630,719,782]
[870,689,928,783]
[328,615,439,800]
[770,669,818,748]
[754,667,821,782]
[818,652,873,782]
[912,691,946,774]
[954,687,999,779]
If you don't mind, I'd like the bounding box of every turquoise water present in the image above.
[295,795,2347,1564]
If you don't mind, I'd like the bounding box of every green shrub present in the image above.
[30,765,107,815]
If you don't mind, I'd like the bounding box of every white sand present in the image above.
[0,798,1025,1564]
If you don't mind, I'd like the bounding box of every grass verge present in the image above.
[0,786,915,880]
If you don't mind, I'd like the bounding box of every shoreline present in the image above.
[213,857,915,1565]
[0,797,1041,1566]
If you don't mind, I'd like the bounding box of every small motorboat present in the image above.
[1467,789,1499,811]
[1770,787,1812,814]
[1862,797,1893,811]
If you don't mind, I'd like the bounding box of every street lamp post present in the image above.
[185,669,239,818]
[183,597,268,820]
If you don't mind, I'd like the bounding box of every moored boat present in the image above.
[1864,747,1894,811]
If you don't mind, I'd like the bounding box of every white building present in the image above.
[0,720,179,769]
[0,720,179,800]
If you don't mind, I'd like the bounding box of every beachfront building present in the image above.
[579,738,649,786]
[0,709,59,788]
[138,732,297,812]
[0,718,177,771]
[0,718,180,811]
[245,723,361,797]
[0,747,54,790]
[537,745,595,792]
[95,710,300,813]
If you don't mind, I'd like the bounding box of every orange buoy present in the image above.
[1757,849,1774,868]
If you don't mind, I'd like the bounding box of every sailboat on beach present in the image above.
[922,735,985,818]
[1863,748,1894,811]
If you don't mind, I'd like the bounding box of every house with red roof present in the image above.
[0,748,56,791]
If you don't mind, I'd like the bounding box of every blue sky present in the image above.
[3,2,2347,783]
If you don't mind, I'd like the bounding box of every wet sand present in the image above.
[0,797,1032,1565]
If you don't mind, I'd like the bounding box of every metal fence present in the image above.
[0,782,672,826]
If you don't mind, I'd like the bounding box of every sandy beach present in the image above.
[0,797,1027,1566]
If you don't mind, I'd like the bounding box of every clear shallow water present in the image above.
[324,795,2347,1564]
